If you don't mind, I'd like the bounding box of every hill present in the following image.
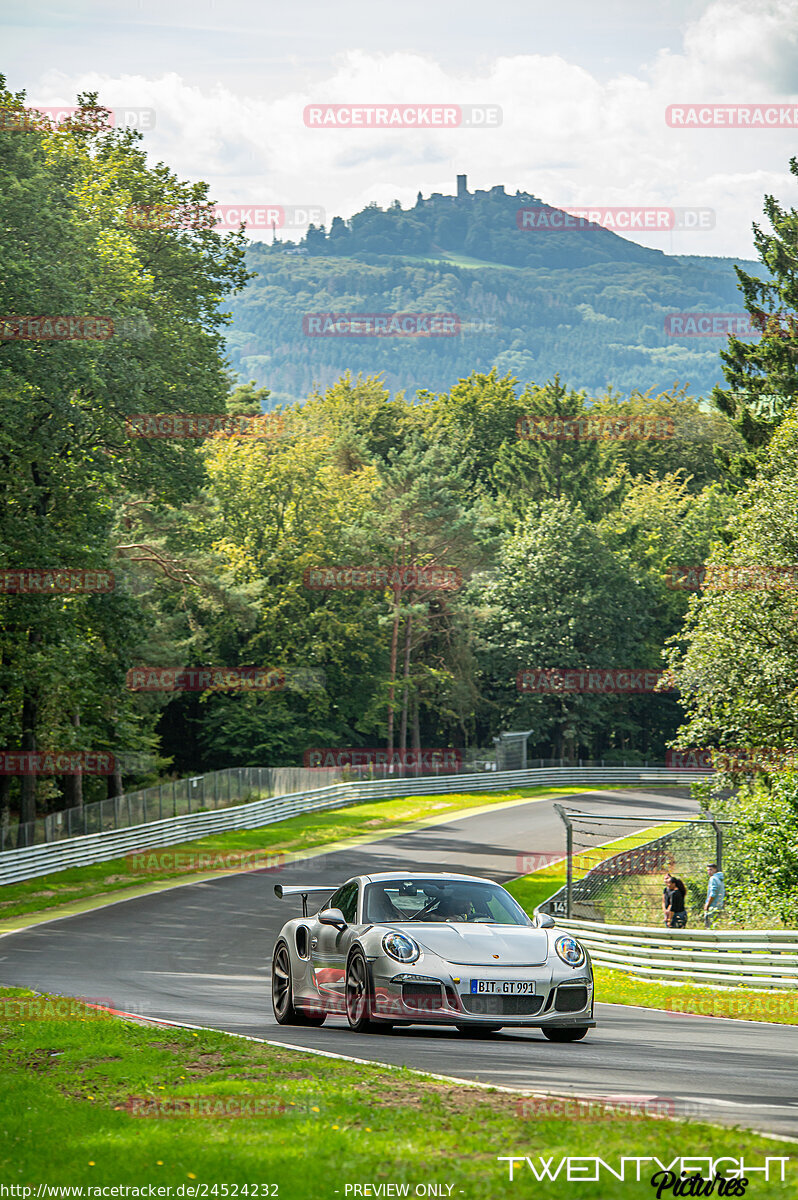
[225,180,764,402]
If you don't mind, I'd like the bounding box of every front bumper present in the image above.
[371,963,594,1026]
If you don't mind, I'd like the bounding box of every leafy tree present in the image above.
[713,157,798,475]
[665,411,798,756]
[0,79,248,832]
[491,377,605,520]
[477,499,650,759]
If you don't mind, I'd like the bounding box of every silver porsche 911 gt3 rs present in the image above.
[271,871,595,1039]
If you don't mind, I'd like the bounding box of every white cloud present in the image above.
[29,0,798,257]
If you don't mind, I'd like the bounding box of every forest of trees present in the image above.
[2,77,798,911]
[226,189,766,400]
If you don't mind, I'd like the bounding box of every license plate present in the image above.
[470,980,535,995]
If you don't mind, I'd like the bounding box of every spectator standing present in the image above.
[704,863,725,927]
[663,874,687,929]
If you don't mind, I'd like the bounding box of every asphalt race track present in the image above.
[2,788,797,1137]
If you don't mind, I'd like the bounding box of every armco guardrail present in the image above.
[0,766,702,886]
[1,765,345,852]
[555,918,798,990]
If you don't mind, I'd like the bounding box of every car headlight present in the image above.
[382,932,420,963]
[555,935,586,967]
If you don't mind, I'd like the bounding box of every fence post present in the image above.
[553,803,573,918]
[709,814,723,870]
[173,779,177,817]
[159,785,163,821]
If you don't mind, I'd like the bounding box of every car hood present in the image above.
[394,923,551,966]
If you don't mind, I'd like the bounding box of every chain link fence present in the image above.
[541,807,726,925]
[0,766,343,851]
[0,753,503,851]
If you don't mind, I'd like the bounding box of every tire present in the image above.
[543,1025,590,1042]
[272,941,326,1026]
[345,949,379,1033]
[456,1024,502,1036]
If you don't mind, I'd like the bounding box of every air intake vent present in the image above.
[554,986,588,1013]
[402,982,443,1010]
[460,994,543,1016]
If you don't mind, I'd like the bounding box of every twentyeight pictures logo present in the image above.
[304,104,501,128]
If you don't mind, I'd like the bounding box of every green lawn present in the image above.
[593,967,798,1024]
[0,785,597,925]
[0,987,794,1196]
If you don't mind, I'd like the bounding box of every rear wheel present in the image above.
[456,1024,502,1035]
[272,941,326,1026]
[543,1025,589,1042]
[346,949,379,1032]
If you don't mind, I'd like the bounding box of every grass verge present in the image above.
[0,987,795,1195]
[592,967,798,1024]
[0,785,598,924]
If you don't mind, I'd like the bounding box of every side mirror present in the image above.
[319,907,347,930]
[535,913,555,929]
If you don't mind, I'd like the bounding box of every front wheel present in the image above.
[346,949,378,1032]
[272,941,326,1026]
[543,1025,589,1042]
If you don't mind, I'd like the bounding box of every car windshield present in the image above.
[363,879,531,926]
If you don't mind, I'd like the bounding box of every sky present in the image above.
[3,0,798,256]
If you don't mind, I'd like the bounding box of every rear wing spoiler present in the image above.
[274,883,335,916]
